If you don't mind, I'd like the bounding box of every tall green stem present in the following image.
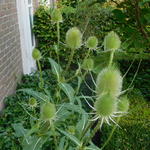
[56,22,60,64]
[64,49,75,73]
[65,48,91,83]
[37,60,44,89]
[57,22,60,46]
[101,117,120,150]
[74,49,91,93]
[108,50,114,67]
[51,122,57,148]
[56,22,61,103]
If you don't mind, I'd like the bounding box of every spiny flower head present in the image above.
[86,36,98,49]
[96,66,123,97]
[82,58,94,71]
[32,48,42,61]
[87,93,121,128]
[40,102,56,121]
[118,95,129,113]
[104,31,121,51]
[28,97,37,108]
[68,126,76,135]
[51,9,62,23]
[94,94,117,117]
[66,27,82,50]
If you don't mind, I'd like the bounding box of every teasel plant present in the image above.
[51,7,63,63]
[32,48,44,89]
[76,30,130,148]
[15,8,136,150]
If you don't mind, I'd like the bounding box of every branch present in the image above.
[134,0,149,41]
[111,0,120,6]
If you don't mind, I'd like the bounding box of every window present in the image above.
[27,0,35,47]
[28,0,32,5]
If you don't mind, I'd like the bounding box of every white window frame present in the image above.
[27,0,36,49]
[17,0,36,74]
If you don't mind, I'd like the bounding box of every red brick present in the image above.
[0,0,23,107]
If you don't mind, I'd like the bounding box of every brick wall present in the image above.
[0,0,23,109]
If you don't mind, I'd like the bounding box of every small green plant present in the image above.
[10,7,139,150]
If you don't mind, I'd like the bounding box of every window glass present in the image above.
[28,0,32,5]
[28,7,34,46]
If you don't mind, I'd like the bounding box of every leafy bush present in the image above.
[33,2,114,68]
[119,60,150,100]
[0,71,56,150]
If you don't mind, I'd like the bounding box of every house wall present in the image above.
[0,0,39,111]
[0,0,23,109]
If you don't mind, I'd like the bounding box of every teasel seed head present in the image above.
[96,66,123,97]
[82,58,94,71]
[94,93,117,117]
[66,27,82,50]
[118,95,129,113]
[32,48,42,61]
[104,31,121,51]
[51,9,63,23]
[86,36,98,49]
[40,102,56,121]
[68,126,76,135]
[28,97,37,108]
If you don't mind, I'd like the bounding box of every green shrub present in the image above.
[33,3,114,68]
[0,70,56,150]
[101,89,150,150]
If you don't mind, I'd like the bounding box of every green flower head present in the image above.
[51,9,63,23]
[66,27,82,50]
[32,48,42,61]
[96,66,123,97]
[40,102,56,121]
[86,36,98,49]
[82,58,94,71]
[104,31,121,51]
[94,94,117,117]
[118,96,129,113]
[29,98,37,107]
